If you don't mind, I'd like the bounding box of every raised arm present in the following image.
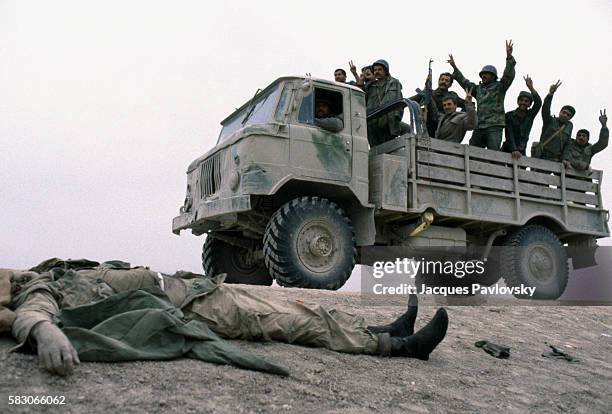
[592,109,609,154]
[524,75,542,116]
[448,54,477,91]
[463,88,477,130]
[500,40,516,91]
[542,80,561,125]
[349,60,363,85]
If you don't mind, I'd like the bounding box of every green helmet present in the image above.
[372,59,390,74]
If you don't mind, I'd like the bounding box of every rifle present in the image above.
[414,60,434,126]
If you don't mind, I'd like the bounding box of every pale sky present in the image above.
[1,0,611,279]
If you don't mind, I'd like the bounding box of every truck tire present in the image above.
[263,197,356,290]
[501,225,568,299]
[202,237,272,285]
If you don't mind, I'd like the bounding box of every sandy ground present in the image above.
[1,286,611,413]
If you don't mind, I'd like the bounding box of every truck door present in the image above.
[290,86,352,182]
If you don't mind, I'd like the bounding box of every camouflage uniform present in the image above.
[502,91,543,155]
[562,127,609,171]
[364,75,404,146]
[453,57,516,150]
[434,101,477,143]
[8,259,378,360]
[534,94,573,161]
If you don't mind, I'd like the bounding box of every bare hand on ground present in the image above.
[32,322,80,376]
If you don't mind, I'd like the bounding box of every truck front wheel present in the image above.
[202,237,272,285]
[501,225,568,299]
[263,197,356,290]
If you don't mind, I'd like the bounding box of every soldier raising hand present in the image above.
[562,108,609,171]
[502,74,542,158]
[449,40,516,150]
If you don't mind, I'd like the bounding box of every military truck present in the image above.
[172,76,609,299]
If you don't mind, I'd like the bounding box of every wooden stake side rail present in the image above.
[395,136,608,236]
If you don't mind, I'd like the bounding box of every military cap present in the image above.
[517,91,533,103]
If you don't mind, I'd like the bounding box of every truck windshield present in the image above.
[218,84,281,143]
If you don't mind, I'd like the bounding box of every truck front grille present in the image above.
[199,149,225,197]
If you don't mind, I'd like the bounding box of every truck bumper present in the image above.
[172,194,251,234]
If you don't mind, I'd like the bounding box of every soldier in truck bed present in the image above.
[363,59,405,146]
[1,259,448,376]
[532,80,575,161]
[411,72,466,137]
[434,87,477,143]
[501,75,542,158]
[448,40,516,150]
[562,109,609,171]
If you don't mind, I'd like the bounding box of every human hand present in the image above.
[32,322,80,376]
[563,160,572,169]
[549,80,562,95]
[506,39,514,57]
[447,54,456,69]
[524,75,534,91]
[511,150,522,159]
[599,109,607,127]
[464,87,473,103]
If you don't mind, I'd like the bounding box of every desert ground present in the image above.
[1,286,611,413]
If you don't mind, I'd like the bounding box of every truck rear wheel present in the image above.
[202,237,272,285]
[263,197,356,290]
[501,225,568,299]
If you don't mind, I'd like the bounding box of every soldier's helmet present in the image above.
[372,59,390,74]
[479,65,498,79]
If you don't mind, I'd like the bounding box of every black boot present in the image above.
[378,308,448,360]
[368,294,418,337]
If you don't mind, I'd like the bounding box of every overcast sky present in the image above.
[1,0,611,277]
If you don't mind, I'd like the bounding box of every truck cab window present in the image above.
[298,88,344,127]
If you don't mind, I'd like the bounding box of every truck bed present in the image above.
[368,135,609,238]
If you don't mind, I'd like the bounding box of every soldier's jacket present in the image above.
[314,115,344,133]
[364,75,403,145]
[7,259,289,376]
[503,91,543,154]
[562,127,609,170]
[435,101,477,143]
[537,94,573,161]
[411,89,466,136]
[453,57,516,129]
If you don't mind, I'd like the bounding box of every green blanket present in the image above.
[54,288,289,376]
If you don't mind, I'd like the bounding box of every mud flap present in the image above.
[567,237,598,269]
